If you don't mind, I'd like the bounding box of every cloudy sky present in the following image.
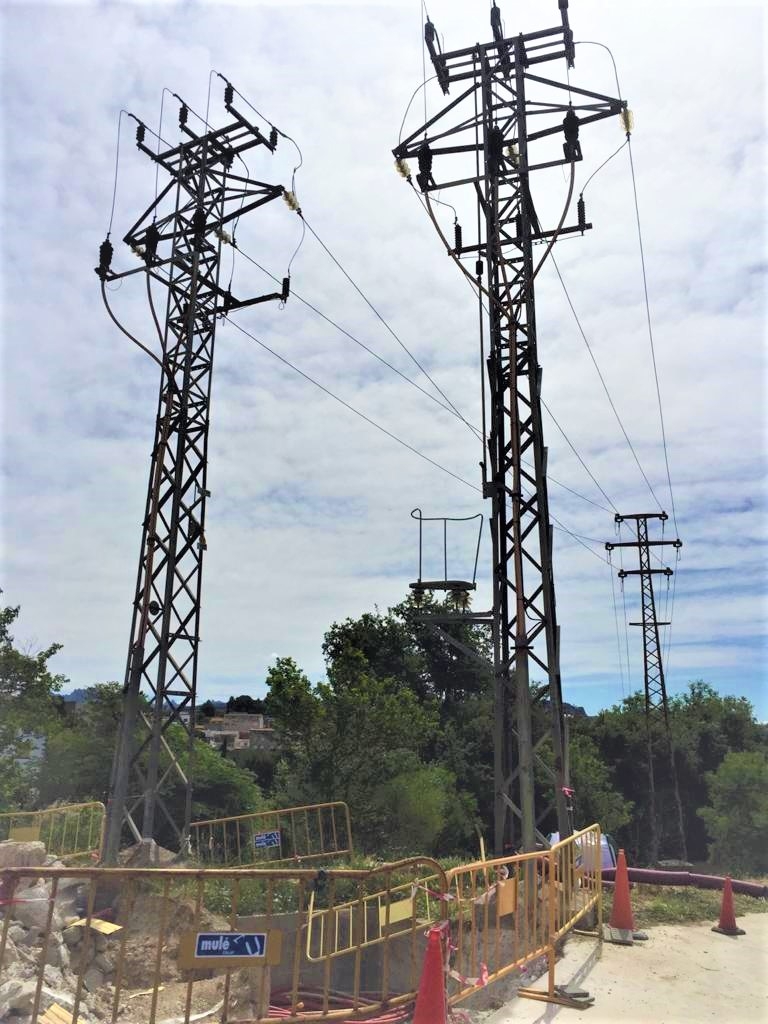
[1,0,766,719]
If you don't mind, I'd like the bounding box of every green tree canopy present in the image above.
[698,750,768,874]
[0,600,66,810]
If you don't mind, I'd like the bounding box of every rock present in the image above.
[43,964,64,989]
[44,939,69,969]
[1,936,19,964]
[11,885,61,931]
[92,952,113,973]
[83,966,104,992]
[0,841,47,870]
[62,926,82,948]
[7,924,26,944]
[93,933,109,954]
[0,978,37,1015]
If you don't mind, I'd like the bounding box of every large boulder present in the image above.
[11,885,62,932]
[0,840,46,869]
[83,966,104,992]
[0,978,37,1016]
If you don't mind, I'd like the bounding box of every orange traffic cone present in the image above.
[413,926,447,1024]
[610,849,636,932]
[712,877,746,937]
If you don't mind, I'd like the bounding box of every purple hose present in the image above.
[600,867,767,899]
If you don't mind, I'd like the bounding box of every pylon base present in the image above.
[711,925,746,937]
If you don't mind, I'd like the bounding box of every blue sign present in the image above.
[254,829,281,849]
[195,932,266,958]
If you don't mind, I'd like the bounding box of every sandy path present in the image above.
[484,913,768,1024]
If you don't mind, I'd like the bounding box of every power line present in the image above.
[541,398,618,514]
[106,110,129,237]
[225,314,612,569]
[577,38,679,534]
[225,315,480,492]
[298,212,482,443]
[408,183,624,516]
[550,253,665,510]
[235,244,614,514]
[627,138,679,534]
[235,247,477,430]
[608,554,627,697]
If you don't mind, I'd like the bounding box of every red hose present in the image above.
[600,868,766,899]
[268,989,413,1024]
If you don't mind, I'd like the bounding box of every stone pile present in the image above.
[0,840,115,1022]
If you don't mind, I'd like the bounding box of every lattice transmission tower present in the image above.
[394,1,627,853]
[606,512,686,863]
[98,84,289,863]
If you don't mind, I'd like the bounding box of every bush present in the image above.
[698,750,768,874]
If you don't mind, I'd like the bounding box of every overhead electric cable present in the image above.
[225,315,480,491]
[626,140,679,534]
[225,314,613,568]
[550,253,665,510]
[235,244,613,514]
[398,74,439,144]
[107,111,129,238]
[412,188,622,515]
[617,524,633,692]
[579,138,628,198]
[298,212,481,443]
[578,39,680,534]
[608,554,627,697]
[541,399,617,514]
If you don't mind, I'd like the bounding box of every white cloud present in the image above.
[1,0,766,719]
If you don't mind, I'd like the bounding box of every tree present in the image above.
[226,695,266,714]
[670,682,761,861]
[264,657,319,737]
[0,600,66,810]
[39,683,265,849]
[39,683,124,805]
[372,766,477,855]
[567,731,633,838]
[198,700,217,718]
[574,682,763,865]
[272,667,441,849]
[698,750,768,874]
[312,595,493,851]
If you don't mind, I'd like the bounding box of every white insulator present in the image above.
[620,108,634,134]
[216,228,233,245]
[283,190,300,211]
[131,244,145,258]
[395,158,411,179]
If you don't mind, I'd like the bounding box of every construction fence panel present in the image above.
[189,802,353,867]
[0,858,445,1024]
[443,824,603,1007]
[0,803,105,863]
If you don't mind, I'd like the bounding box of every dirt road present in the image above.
[485,913,768,1024]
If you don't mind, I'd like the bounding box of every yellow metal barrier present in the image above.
[305,871,440,960]
[0,858,445,1024]
[443,824,603,1009]
[189,801,353,867]
[0,802,105,862]
[0,827,602,1022]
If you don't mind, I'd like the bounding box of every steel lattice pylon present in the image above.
[394,2,625,852]
[607,512,686,862]
[98,88,287,863]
